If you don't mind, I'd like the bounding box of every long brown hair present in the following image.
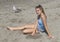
[35,5,47,19]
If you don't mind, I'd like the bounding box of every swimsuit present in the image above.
[37,18,45,32]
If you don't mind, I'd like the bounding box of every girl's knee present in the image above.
[23,30,28,33]
[23,29,33,34]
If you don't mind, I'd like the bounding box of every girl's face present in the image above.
[35,8,42,15]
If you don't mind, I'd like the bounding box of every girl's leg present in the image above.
[23,28,35,34]
[7,24,35,31]
[22,28,38,36]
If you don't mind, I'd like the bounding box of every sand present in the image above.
[0,0,60,42]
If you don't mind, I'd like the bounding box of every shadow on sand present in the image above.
[25,33,42,39]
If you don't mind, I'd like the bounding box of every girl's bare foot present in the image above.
[7,26,14,31]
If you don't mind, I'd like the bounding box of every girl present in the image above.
[7,5,54,38]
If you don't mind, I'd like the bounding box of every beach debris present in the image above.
[13,5,22,13]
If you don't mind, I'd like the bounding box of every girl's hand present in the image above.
[31,33,35,36]
[31,29,36,36]
[48,35,54,39]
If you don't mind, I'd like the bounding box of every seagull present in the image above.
[13,5,22,13]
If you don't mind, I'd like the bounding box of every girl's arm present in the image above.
[41,13,54,38]
[31,20,38,36]
[34,20,38,29]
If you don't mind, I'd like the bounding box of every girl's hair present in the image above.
[35,5,47,18]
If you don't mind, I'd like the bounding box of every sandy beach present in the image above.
[0,0,60,42]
